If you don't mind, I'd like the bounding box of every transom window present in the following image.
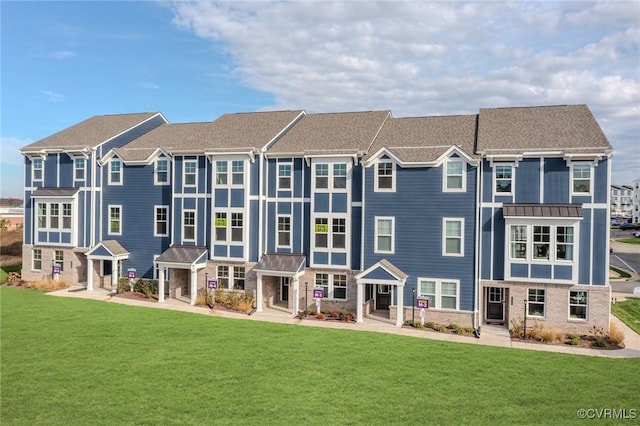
[74,158,85,181]
[527,289,545,317]
[375,161,394,191]
[375,217,394,253]
[183,210,195,241]
[444,158,465,191]
[572,164,591,194]
[155,159,169,184]
[184,161,197,186]
[109,159,122,185]
[278,163,292,190]
[443,218,464,256]
[495,165,512,194]
[315,273,347,300]
[109,206,121,235]
[418,278,459,310]
[569,290,587,320]
[32,158,43,182]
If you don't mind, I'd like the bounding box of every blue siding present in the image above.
[277,203,291,215]
[511,263,528,278]
[543,158,569,203]
[249,200,259,261]
[250,161,260,197]
[531,264,552,279]
[492,212,505,281]
[555,265,572,280]
[332,193,348,213]
[594,158,608,204]
[59,154,73,187]
[331,252,347,265]
[352,165,363,202]
[314,193,330,212]
[362,266,398,281]
[215,189,228,208]
[480,208,492,280]
[230,245,243,258]
[592,208,607,284]
[44,154,57,187]
[293,158,303,198]
[230,189,244,207]
[578,210,592,284]
[482,160,492,202]
[351,206,362,270]
[515,158,540,203]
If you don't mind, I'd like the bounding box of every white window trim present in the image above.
[74,157,86,182]
[568,289,588,321]
[314,272,348,301]
[493,163,514,196]
[374,216,395,254]
[32,158,44,183]
[570,162,593,196]
[216,265,245,290]
[183,160,197,187]
[417,278,460,310]
[312,214,348,253]
[312,160,349,192]
[154,205,169,237]
[154,158,169,185]
[443,157,466,192]
[230,159,246,187]
[32,248,42,271]
[108,159,122,186]
[108,205,122,236]
[527,288,546,318]
[276,214,292,249]
[213,209,245,245]
[182,209,196,242]
[277,162,292,191]
[442,217,464,257]
[374,160,396,192]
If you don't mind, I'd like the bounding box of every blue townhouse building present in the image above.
[20,104,612,334]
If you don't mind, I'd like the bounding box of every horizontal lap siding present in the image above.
[364,164,477,311]
[543,158,569,203]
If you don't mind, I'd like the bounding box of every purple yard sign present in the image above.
[313,288,324,299]
[417,299,429,309]
[52,265,61,274]
[207,279,218,289]
[127,270,136,279]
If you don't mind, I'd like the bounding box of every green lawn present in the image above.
[612,298,640,335]
[0,264,21,283]
[2,288,639,425]
[615,238,640,245]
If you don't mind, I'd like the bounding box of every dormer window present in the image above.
[375,160,395,192]
[155,159,168,185]
[109,159,122,185]
[444,158,465,192]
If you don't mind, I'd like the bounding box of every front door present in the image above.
[376,284,391,310]
[280,277,289,303]
[486,287,505,324]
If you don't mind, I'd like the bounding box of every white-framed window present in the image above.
[37,203,47,228]
[569,290,588,320]
[155,159,169,185]
[508,224,576,263]
[215,212,227,242]
[36,201,73,231]
[50,203,60,229]
[333,164,347,189]
[315,273,347,300]
[33,248,42,271]
[375,160,395,192]
[313,215,348,252]
[571,163,592,195]
[527,288,545,317]
[443,218,464,256]
[231,160,244,185]
[278,163,292,190]
[184,160,197,186]
[154,206,168,236]
[314,218,328,248]
[233,267,245,290]
[277,215,291,248]
[109,206,122,235]
[418,278,459,310]
[216,161,228,185]
[332,218,346,249]
[313,162,348,191]
[54,250,64,271]
[218,266,229,289]
[183,210,196,241]
[444,158,465,192]
[231,213,243,242]
[74,157,85,181]
[495,164,512,195]
[315,164,329,189]
[62,203,72,229]
[32,158,43,182]
[109,159,122,185]
[375,216,394,253]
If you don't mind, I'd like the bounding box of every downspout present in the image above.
[474,161,482,336]
[258,150,265,259]
[91,148,97,247]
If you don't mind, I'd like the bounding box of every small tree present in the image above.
[0,219,9,231]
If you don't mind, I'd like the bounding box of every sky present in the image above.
[1,0,638,199]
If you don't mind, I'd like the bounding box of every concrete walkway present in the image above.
[48,287,640,358]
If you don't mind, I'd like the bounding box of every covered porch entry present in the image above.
[155,245,208,306]
[355,259,408,326]
[253,253,306,316]
[85,240,130,292]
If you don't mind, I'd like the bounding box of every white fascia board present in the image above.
[362,147,402,168]
[261,110,307,152]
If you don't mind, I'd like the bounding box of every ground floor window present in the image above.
[314,273,347,300]
[527,289,545,317]
[418,278,459,310]
[233,267,245,290]
[217,265,245,290]
[33,248,42,271]
[54,250,64,271]
[569,290,588,320]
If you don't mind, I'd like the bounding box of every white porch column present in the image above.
[256,273,263,312]
[190,267,197,306]
[158,265,165,303]
[111,260,119,292]
[87,259,94,291]
[292,277,300,315]
[356,281,364,323]
[395,285,404,327]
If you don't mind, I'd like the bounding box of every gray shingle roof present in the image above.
[252,253,306,274]
[32,187,79,197]
[101,240,129,256]
[378,259,408,280]
[116,111,304,159]
[267,111,390,155]
[365,114,478,162]
[502,203,583,218]
[156,246,208,264]
[477,105,612,153]
[20,113,161,151]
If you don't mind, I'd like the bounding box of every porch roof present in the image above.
[503,203,583,219]
[356,259,408,284]
[86,240,129,259]
[156,246,208,267]
[32,187,79,197]
[252,253,306,276]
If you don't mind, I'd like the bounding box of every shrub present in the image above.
[117,278,130,294]
[425,321,435,330]
[134,280,157,298]
[316,312,326,320]
[414,322,424,329]
[30,277,69,291]
[567,334,581,346]
[608,322,624,346]
[592,340,606,348]
[435,325,446,332]
[510,318,524,337]
[538,328,562,343]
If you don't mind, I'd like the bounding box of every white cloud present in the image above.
[50,50,75,60]
[138,82,160,90]
[170,1,639,183]
[41,90,65,102]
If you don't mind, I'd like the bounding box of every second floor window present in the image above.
[215,212,227,241]
[231,213,243,242]
[572,164,591,194]
[109,160,121,184]
[495,165,512,194]
[183,210,195,241]
[74,158,85,181]
[443,219,464,256]
[508,224,576,263]
[314,218,328,248]
[444,158,464,191]
[155,206,168,236]
[376,161,394,191]
[277,216,291,247]
[109,206,121,235]
[375,217,394,253]
[533,226,550,260]
[278,164,291,190]
[232,161,244,185]
[32,158,43,182]
[155,159,168,184]
[332,218,346,249]
[184,161,197,186]
[36,202,73,230]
